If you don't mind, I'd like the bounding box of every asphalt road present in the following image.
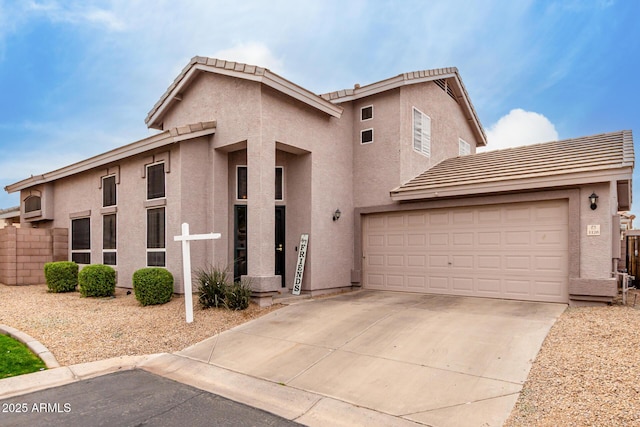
[0,369,301,427]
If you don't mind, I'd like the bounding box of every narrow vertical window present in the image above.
[103,175,117,207]
[147,207,166,267]
[71,217,91,264]
[275,167,283,201]
[147,163,165,200]
[237,166,247,200]
[103,214,117,265]
[413,107,431,156]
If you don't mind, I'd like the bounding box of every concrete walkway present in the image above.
[0,291,566,426]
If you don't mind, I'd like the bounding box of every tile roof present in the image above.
[391,130,634,200]
[145,57,267,126]
[320,67,460,101]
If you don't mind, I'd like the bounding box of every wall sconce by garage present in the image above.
[333,208,341,221]
[589,192,599,210]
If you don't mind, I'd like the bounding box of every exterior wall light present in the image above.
[333,209,341,221]
[589,192,599,210]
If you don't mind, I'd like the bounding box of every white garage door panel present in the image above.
[363,200,568,303]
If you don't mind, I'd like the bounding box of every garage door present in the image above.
[363,200,568,303]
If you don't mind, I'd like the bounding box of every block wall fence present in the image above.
[0,226,68,285]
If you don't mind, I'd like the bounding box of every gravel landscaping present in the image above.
[0,284,281,366]
[506,290,640,426]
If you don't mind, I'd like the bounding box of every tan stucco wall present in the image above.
[347,81,480,208]
[579,182,613,278]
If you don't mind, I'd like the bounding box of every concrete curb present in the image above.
[0,324,60,369]
[0,354,157,400]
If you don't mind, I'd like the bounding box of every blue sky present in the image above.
[0,0,638,217]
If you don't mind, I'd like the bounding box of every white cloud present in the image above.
[25,1,125,31]
[480,108,559,152]
[213,42,284,73]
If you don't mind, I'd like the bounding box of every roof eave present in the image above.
[146,61,343,129]
[5,125,217,194]
[328,70,487,147]
[390,166,634,202]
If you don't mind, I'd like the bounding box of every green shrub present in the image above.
[224,279,252,311]
[78,264,116,297]
[132,268,174,306]
[195,265,229,308]
[44,261,78,293]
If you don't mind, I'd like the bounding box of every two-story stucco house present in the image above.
[5,56,634,305]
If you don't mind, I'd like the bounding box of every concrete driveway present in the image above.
[142,291,566,426]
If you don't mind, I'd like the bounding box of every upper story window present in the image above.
[147,163,165,200]
[413,107,431,157]
[361,105,373,121]
[24,195,41,213]
[361,128,374,144]
[459,138,471,156]
[103,175,117,207]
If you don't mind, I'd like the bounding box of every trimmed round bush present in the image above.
[44,261,78,293]
[78,264,116,297]
[132,268,174,306]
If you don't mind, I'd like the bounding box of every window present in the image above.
[459,138,471,156]
[237,166,247,200]
[24,196,41,213]
[147,207,165,267]
[234,205,247,281]
[238,166,284,200]
[275,167,284,201]
[103,175,117,207]
[147,163,165,200]
[103,214,116,265]
[413,107,431,156]
[71,218,91,264]
[361,128,374,144]
[361,105,373,121]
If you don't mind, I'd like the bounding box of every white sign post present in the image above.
[292,234,309,295]
[174,223,221,323]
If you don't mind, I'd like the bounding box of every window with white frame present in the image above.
[147,207,166,267]
[147,163,165,200]
[103,175,117,207]
[103,214,116,265]
[413,107,431,156]
[361,105,373,121]
[459,138,471,156]
[71,217,91,264]
[361,128,374,144]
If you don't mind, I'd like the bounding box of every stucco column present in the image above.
[244,137,280,294]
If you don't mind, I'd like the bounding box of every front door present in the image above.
[275,206,286,287]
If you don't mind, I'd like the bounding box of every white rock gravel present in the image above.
[0,284,281,366]
[506,292,640,426]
